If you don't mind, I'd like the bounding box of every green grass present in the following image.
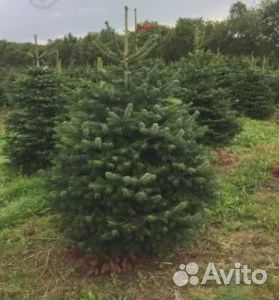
[233,117,279,148]
[0,191,47,230]
[205,117,279,231]
[0,134,48,230]
[217,285,251,300]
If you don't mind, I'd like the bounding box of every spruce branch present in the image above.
[105,21,124,58]
[93,38,122,64]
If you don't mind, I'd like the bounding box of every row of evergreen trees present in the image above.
[2,11,277,256]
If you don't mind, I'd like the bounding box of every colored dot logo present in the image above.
[173,262,199,286]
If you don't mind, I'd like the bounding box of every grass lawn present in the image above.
[0,117,278,300]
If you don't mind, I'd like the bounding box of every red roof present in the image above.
[137,24,156,31]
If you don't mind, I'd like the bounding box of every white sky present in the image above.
[0,0,260,43]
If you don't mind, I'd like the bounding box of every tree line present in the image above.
[0,0,278,69]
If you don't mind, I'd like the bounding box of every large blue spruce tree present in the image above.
[49,7,214,256]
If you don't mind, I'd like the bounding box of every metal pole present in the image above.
[134,8,138,50]
[124,6,129,88]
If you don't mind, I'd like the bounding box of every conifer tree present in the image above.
[231,63,276,119]
[177,51,240,145]
[0,68,19,107]
[212,57,276,119]
[4,67,65,173]
[0,69,8,107]
[271,71,279,108]
[49,7,214,256]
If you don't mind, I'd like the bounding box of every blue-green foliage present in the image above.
[48,62,215,255]
[177,51,240,145]
[4,67,66,174]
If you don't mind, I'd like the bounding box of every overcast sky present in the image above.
[0,0,260,43]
